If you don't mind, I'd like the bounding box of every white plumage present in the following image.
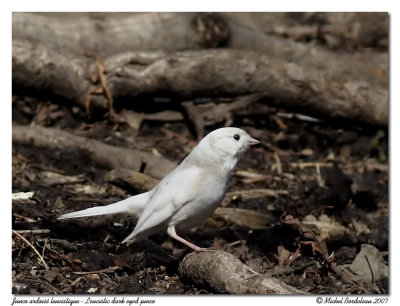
[58,127,259,251]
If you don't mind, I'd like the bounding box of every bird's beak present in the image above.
[247,137,260,146]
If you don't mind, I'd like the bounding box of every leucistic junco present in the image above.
[58,127,259,251]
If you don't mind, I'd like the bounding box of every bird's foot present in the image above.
[194,246,217,252]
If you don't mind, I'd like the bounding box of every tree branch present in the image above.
[12,125,177,179]
[179,250,306,294]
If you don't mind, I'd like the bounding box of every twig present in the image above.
[13,213,36,223]
[290,162,333,169]
[364,255,375,284]
[226,240,245,247]
[13,229,50,234]
[277,112,321,123]
[72,266,121,275]
[95,58,115,117]
[315,163,325,187]
[12,229,49,270]
[273,152,282,175]
[234,169,267,179]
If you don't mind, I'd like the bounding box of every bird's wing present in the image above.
[121,165,202,243]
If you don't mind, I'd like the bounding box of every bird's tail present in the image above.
[57,192,150,220]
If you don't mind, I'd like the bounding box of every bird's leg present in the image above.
[179,229,216,250]
[179,230,194,244]
[167,226,204,252]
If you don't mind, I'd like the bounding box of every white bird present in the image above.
[58,127,260,251]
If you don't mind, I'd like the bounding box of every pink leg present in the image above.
[167,226,204,252]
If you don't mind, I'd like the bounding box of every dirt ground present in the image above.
[11,94,388,295]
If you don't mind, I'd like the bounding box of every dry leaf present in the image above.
[344,244,388,283]
[302,214,350,243]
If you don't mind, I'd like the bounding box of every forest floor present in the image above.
[12,95,388,294]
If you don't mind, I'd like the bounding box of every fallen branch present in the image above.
[211,207,275,230]
[12,13,227,57]
[13,13,387,88]
[102,49,388,128]
[179,250,306,294]
[12,40,96,109]
[12,125,177,179]
[105,168,159,193]
[13,42,388,127]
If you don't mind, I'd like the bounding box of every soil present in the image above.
[12,96,388,294]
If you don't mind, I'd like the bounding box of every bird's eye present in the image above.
[233,134,240,141]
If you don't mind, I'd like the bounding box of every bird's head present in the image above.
[202,127,260,159]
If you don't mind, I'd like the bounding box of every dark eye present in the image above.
[233,134,240,141]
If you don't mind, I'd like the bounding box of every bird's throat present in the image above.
[223,156,238,175]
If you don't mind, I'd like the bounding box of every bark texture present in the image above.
[13,12,387,87]
[179,250,306,294]
[12,12,388,125]
[12,44,388,127]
